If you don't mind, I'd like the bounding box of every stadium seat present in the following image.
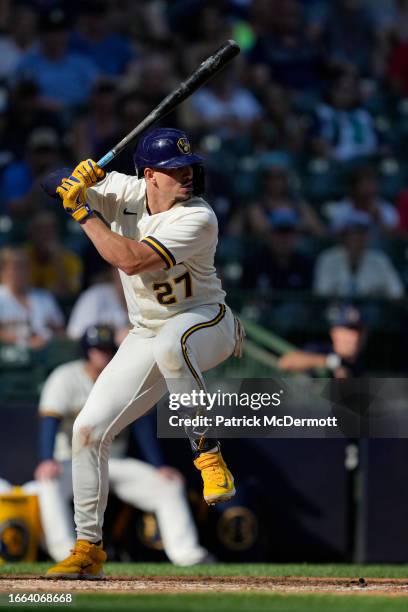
[377,158,408,201]
[300,158,346,204]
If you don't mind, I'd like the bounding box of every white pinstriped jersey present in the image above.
[86,172,226,329]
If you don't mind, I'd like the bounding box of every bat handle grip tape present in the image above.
[97,150,116,169]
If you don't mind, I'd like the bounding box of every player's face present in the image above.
[88,347,115,372]
[151,165,194,202]
[1,252,29,292]
[330,326,362,360]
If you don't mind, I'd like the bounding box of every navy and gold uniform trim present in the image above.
[141,236,176,269]
[39,411,63,419]
[180,304,226,390]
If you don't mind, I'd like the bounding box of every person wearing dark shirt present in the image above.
[69,0,135,77]
[15,8,99,111]
[243,208,314,291]
[278,304,367,377]
[248,0,325,92]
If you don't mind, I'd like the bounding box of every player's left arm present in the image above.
[35,416,62,480]
[35,367,71,480]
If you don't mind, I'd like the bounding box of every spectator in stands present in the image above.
[396,186,408,234]
[246,157,325,236]
[25,211,83,299]
[384,0,408,95]
[190,69,263,138]
[182,3,233,72]
[278,303,367,377]
[308,0,381,76]
[72,78,119,161]
[324,166,398,239]
[1,127,62,217]
[248,0,325,93]
[132,53,178,109]
[0,4,37,80]
[93,90,150,175]
[0,87,14,181]
[314,210,404,298]
[388,35,408,96]
[15,7,99,111]
[243,0,274,40]
[0,246,64,348]
[253,83,308,155]
[118,0,170,45]
[242,208,314,291]
[69,0,136,77]
[67,267,129,343]
[4,80,61,157]
[310,68,380,162]
[381,0,408,45]
[165,0,222,41]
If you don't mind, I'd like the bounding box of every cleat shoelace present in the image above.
[197,455,230,487]
[205,466,228,486]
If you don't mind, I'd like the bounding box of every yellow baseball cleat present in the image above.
[45,540,107,580]
[194,448,235,505]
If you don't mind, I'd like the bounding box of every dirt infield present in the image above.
[1,575,408,596]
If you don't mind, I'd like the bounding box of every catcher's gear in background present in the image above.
[133,128,205,195]
[81,324,116,357]
[56,159,105,222]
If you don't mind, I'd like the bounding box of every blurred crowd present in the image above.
[1,0,408,365]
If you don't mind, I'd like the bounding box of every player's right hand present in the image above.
[34,459,62,481]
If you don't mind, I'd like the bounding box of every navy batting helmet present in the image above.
[328,304,364,330]
[81,325,116,356]
[133,128,205,195]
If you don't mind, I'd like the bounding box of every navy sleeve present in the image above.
[130,412,164,468]
[39,416,61,462]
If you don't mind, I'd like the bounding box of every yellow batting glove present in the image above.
[71,159,105,187]
[56,177,93,223]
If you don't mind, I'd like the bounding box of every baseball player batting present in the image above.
[44,127,244,579]
[35,325,210,566]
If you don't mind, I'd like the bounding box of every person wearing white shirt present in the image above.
[314,210,404,299]
[0,246,64,348]
[67,268,129,342]
[324,166,398,240]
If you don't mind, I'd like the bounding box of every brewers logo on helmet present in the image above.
[177,137,191,154]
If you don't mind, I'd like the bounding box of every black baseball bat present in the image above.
[41,40,240,197]
[96,39,240,168]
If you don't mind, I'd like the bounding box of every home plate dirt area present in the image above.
[2,575,408,595]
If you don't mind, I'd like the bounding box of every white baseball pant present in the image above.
[36,458,208,565]
[72,304,236,542]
